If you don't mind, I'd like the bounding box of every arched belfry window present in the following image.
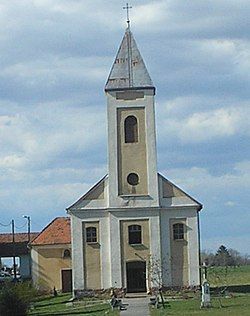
[124,115,138,143]
[173,223,184,240]
[128,225,142,244]
[86,227,97,243]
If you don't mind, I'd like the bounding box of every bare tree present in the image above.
[147,255,170,309]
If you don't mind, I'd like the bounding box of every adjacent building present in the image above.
[30,217,72,292]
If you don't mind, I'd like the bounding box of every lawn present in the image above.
[151,265,250,316]
[150,294,250,316]
[29,293,119,316]
[207,265,250,287]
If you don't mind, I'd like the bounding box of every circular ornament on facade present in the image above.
[127,173,139,186]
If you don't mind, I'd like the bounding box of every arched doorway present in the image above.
[126,261,146,293]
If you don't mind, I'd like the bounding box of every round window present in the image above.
[127,173,139,186]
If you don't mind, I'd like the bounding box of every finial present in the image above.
[123,3,132,29]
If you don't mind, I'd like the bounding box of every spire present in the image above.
[105,28,155,92]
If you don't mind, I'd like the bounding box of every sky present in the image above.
[0,0,249,255]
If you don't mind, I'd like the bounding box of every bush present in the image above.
[0,281,37,316]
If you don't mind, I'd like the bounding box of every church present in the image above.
[67,25,202,294]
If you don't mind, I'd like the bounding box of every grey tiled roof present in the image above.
[105,28,154,91]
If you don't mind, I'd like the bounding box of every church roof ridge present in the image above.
[105,28,155,92]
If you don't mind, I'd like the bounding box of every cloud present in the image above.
[0,155,27,168]
[162,160,250,198]
[0,0,249,254]
[225,201,235,207]
[160,161,250,252]
[158,102,250,143]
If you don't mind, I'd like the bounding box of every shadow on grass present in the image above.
[30,306,110,316]
[211,284,250,293]
[34,299,71,308]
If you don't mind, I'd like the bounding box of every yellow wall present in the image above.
[170,219,188,286]
[35,246,71,291]
[82,222,101,289]
[117,107,148,195]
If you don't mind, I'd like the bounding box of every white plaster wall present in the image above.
[149,211,162,288]
[160,211,172,286]
[99,215,111,288]
[70,215,84,292]
[187,212,200,286]
[145,94,159,206]
[109,212,122,288]
[107,92,119,208]
[74,199,107,209]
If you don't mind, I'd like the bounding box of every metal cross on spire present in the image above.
[123,3,132,29]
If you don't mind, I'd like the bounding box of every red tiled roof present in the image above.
[31,217,71,246]
[0,232,39,244]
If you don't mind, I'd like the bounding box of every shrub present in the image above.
[0,281,37,316]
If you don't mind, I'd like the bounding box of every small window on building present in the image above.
[63,249,71,258]
[173,223,184,240]
[86,227,97,243]
[127,173,139,186]
[128,225,142,244]
[125,115,138,143]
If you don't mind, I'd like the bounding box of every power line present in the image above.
[14,222,27,230]
[0,221,11,227]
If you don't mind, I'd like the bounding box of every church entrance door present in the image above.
[126,261,146,292]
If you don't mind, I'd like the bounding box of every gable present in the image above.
[67,175,107,211]
[162,179,187,198]
[83,178,105,200]
[159,173,202,209]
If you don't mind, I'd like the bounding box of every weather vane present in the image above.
[123,3,132,28]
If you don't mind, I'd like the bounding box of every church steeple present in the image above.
[105,28,155,92]
[106,27,159,208]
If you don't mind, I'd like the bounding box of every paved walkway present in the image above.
[120,296,150,316]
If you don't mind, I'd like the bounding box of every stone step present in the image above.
[125,292,148,298]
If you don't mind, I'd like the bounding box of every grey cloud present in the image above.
[0,0,249,253]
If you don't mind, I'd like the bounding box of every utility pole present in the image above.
[11,219,17,280]
[23,215,31,278]
[23,215,31,243]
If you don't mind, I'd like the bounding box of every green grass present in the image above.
[151,294,250,316]
[207,265,250,287]
[29,293,119,316]
[151,265,250,315]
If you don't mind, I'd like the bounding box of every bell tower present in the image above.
[105,28,159,208]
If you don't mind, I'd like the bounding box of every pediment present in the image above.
[158,173,202,209]
[67,175,107,211]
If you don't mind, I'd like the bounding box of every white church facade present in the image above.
[67,27,202,294]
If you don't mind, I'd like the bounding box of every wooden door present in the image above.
[126,261,146,293]
[61,269,72,293]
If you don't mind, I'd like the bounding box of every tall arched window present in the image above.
[173,223,184,240]
[124,115,138,143]
[86,227,97,243]
[128,225,142,244]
